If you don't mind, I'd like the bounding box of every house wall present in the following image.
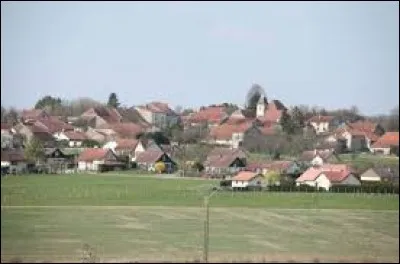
[135,108,153,124]
[78,161,99,171]
[371,147,391,155]
[360,169,382,182]
[311,122,329,134]
[232,176,263,188]
[311,156,324,166]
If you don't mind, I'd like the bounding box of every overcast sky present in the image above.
[1,1,399,115]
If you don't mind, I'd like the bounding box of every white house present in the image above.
[54,130,87,147]
[370,132,399,155]
[307,115,335,134]
[77,148,121,172]
[231,171,264,190]
[296,165,360,191]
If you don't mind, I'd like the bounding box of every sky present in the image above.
[1,1,399,115]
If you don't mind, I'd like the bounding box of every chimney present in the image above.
[314,149,317,156]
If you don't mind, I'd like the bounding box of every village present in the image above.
[1,85,399,192]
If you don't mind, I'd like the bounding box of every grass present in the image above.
[1,173,399,262]
[1,174,399,209]
[1,207,399,263]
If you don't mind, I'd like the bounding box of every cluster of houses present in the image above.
[1,95,399,190]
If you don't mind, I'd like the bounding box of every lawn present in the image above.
[1,174,399,209]
[1,174,399,263]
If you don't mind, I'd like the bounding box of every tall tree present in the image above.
[107,93,120,108]
[24,138,45,164]
[291,106,306,132]
[35,95,62,111]
[279,111,295,135]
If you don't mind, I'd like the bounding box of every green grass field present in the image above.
[1,174,399,263]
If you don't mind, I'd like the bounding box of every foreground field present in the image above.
[1,207,399,263]
[1,174,399,209]
[1,174,399,262]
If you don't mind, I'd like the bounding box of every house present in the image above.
[13,121,56,148]
[85,127,112,144]
[370,132,399,155]
[77,148,124,172]
[334,120,384,150]
[208,120,254,148]
[80,106,122,128]
[203,148,247,178]
[184,105,228,129]
[307,115,338,134]
[44,148,77,173]
[337,130,368,152]
[134,102,179,129]
[21,109,50,122]
[231,171,264,190]
[296,164,360,190]
[53,130,87,147]
[360,167,399,184]
[1,149,28,174]
[299,149,339,166]
[103,138,145,162]
[135,149,177,173]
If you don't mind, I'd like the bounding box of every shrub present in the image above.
[155,161,166,174]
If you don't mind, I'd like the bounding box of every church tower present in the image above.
[256,96,267,118]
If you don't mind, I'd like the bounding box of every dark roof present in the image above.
[1,149,26,162]
[135,149,166,163]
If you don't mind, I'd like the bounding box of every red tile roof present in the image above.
[209,120,253,140]
[308,115,335,123]
[63,131,87,141]
[232,171,260,181]
[371,132,399,148]
[322,170,352,183]
[204,148,246,168]
[99,122,144,139]
[187,106,228,124]
[135,149,165,163]
[36,117,74,133]
[296,164,353,182]
[115,139,139,151]
[77,148,111,162]
[81,107,122,124]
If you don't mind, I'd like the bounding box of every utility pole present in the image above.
[203,189,218,263]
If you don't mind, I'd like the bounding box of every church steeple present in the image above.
[256,96,267,118]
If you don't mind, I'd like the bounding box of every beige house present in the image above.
[360,167,399,184]
[231,171,264,190]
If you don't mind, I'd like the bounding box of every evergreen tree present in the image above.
[107,93,120,108]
